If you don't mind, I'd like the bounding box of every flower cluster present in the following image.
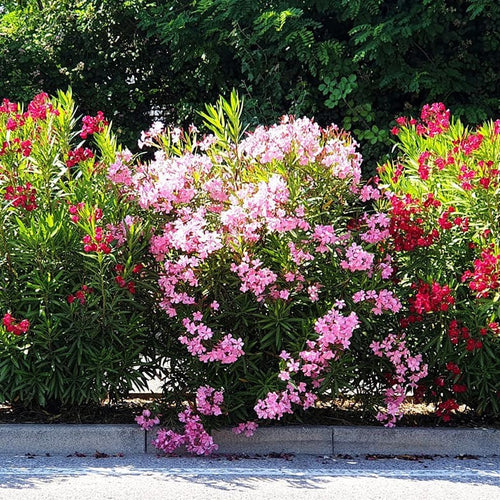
[67,284,93,305]
[80,111,108,139]
[462,249,500,299]
[448,320,484,352]
[152,408,218,456]
[417,103,450,137]
[457,132,484,156]
[196,385,224,416]
[2,313,30,336]
[0,98,18,114]
[232,421,258,437]
[435,398,460,422]
[359,213,391,245]
[252,304,362,421]
[298,308,359,380]
[107,151,134,186]
[179,314,244,364]
[26,92,60,121]
[231,255,278,302]
[370,334,428,427]
[409,281,455,315]
[68,202,86,223]
[135,409,160,431]
[0,92,58,126]
[66,147,94,168]
[4,182,37,211]
[388,194,439,252]
[254,383,317,420]
[114,264,136,294]
[0,138,32,157]
[240,116,362,185]
[392,102,450,138]
[437,206,468,232]
[340,243,374,272]
[82,226,113,254]
[352,289,402,315]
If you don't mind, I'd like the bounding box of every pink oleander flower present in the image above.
[108,158,133,186]
[254,390,293,420]
[360,213,391,244]
[340,243,374,272]
[138,121,164,149]
[196,385,224,416]
[231,254,278,301]
[371,334,428,427]
[307,284,321,302]
[135,409,160,431]
[254,383,318,421]
[360,184,381,202]
[152,408,218,456]
[311,224,337,253]
[153,429,186,454]
[313,307,359,350]
[370,289,402,315]
[198,334,244,364]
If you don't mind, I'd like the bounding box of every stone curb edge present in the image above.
[0,424,498,457]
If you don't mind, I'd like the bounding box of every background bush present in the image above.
[1,0,499,171]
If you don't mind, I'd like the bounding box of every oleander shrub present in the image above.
[127,92,429,454]
[377,104,500,421]
[0,90,156,409]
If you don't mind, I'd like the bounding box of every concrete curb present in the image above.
[0,424,498,457]
[212,426,500,457]
[0,424,144,456]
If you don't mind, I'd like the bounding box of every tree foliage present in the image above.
[0,0,171,145]
[1,1,499,169]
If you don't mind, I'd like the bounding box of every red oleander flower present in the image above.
[462,249,500,298]
[446,362,461,375]
[436,398,459,421]
[2,313,30,335]
[66,147,94,168]
[80,111,108,139]
[409,281,455,315]
[4,182,37,211]
[388,195,439,252]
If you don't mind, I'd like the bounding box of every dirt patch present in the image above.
[0,398,149,424]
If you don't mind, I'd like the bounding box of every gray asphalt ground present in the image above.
[0,453,498,499]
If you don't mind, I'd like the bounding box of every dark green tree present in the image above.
[0,0,172,145]
[1,1,499,169]
[138,0,500,169]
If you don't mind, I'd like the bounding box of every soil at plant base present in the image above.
[1,397,498,429]
[0,398,149,425]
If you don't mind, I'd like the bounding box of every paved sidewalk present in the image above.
[0,453,499,499]
[0,424,498,457]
